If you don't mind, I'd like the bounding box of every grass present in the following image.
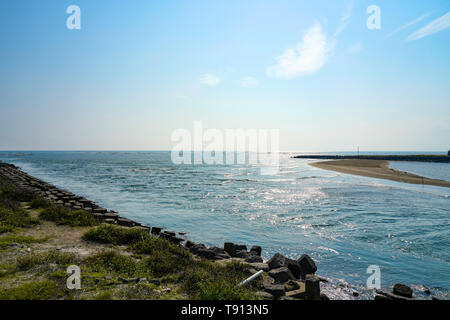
[17,250,77,271]
[39,205,97,227]
[0,179,40,233]
[0,234,49,251]
[82,225,258,299]
[85,251,141,277]
[29,197,52,209]
[83,224,149,245]
[0,280,58,300]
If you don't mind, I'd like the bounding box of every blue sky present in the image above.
[0,0,449,151]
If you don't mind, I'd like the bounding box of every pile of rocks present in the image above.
[257,252,324,300]
[0,161,148,229]
[374,283,417,300]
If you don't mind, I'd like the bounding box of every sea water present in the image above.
[0,151,448,299]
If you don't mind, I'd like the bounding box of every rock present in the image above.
[245,254,263,263]
[249,263,269,272]
[278,296,296,300]
[210,246,226,254]
[393,283,413,298]
[151,227,162,235]
[286,258,302,279]
[185,240,196,248]
[117,217,136,227]
[263,284,285,298]
[305,274,320,300]
[214,253,231,260]
[118,277,129,283]
[374,294,393,301]
[163,231,176,237]
[352,291,359,297]
[284,280,300,292]
[93,208,107,214]
[8,243,25,249]
[250,246,262,256]
[297,254,317,278]
[138,278,147,283]
[149,279,161,285]
[320,293,330,300]
[418,285,431,295]
[269,267,295,284]
[224,242,247,257]
[196,249,216,260]
[376,289,412,301]
[235,250,250,259]
[255,291,274,300]
[267,253,287,270]
[285,288,306,299]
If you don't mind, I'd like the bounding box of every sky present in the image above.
[0,0,449,152]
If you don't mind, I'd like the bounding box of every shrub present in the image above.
[39,205,96,227]
[0,207,39,234]
[0,280,57,300]
[196,278,255,300]
[85,251,139,277]
[131,237,192,277]
[0,234,48,251]
[17,250,76,271]
[29,197,51,209]
[181,260,256,300]
[83,224,149,245]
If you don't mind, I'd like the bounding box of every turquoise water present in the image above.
[1,151,449,299]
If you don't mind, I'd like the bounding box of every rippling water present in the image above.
[1,151,449,299]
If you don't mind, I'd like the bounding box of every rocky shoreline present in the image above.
[0,160,435,300]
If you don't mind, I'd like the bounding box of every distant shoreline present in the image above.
[309,159,450,188]
[293,154,450,163]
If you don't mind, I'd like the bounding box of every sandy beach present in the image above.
[309,159,450,188]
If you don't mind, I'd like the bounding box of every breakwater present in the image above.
[292,154,450,162]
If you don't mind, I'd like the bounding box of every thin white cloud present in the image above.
[199,74,220,86]
[407,12,450,41]
[241,76,259,88]
[334,0,354,37]
[347,42,362,54]
[385,13,431,38]
[267,23,328,79]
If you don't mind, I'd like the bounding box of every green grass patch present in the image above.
[39,205,96,227]
[94,290,114,300]
[17,250,77,271]
[29,197,52,209]
[85,251,141,277]
[0,207,40,234]
[0,234,48,251]
[0,280,58,300]
[83,224,149,245]
[181,260,257,300]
